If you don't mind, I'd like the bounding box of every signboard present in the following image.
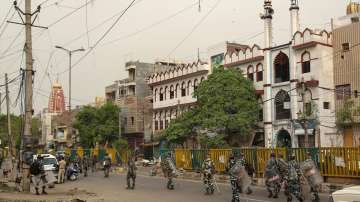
[211,53,224,70]
[283,102,291,109]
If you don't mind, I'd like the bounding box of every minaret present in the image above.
[290,0,300,37]
[290,0,300,136]
[261,0,274,148]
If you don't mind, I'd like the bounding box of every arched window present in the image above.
[170,85,174,99]
[274,52,290,83]
[159,111,164,130]
[181,82,186,97]
[193,79,198,92]
[275,90,291,120]
[247,65,254,81]
[159,88,164,101]
[256,63,263,82]
[187,80,192,96]
[154,88,158,102]
[154,112,158,131]
[302,51,311,74]
[175,83,179,98]
[164,86,168,100]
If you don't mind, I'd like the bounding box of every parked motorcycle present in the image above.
[67,163,80,181]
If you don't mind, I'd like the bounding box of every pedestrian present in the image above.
[92,155,97,172]
[226,154,240,202]
[103,153,112,178]
[201,153,215,195]
[30,155,47,195]
[238,153,253,195]
[126,154,137,189]
[301,152,321,202]
[160,153,177,190]
[83,155,89,177]
[58,156,66,184]
[264,152,281,198]
[284,153,304,202]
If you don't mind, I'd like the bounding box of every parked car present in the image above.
[33,154,59,188]
[330,186,360,202]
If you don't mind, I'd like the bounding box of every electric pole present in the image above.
[7,0,47,192]
[55,46,85,147]
[5,74,13,159]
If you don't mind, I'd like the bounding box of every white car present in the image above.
[331,186,360,202]
[33,154,59,188]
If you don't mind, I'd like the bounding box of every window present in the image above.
[323,102,330,109]
[336,84,351,100]
[274,52,290,83]
[170,85,174,99]
[187,80,192,96]
[175,84,179,98]
[256,64,263,82]
[131,117,134,125]
[342,43,350,52]
[275,90,291,120]
[164,86,168,100]
[160,120,163,130]
[193,79,198,92]
[259,108,263,121]
[159,88,164,101]
[165,120,169,128]
[154,89,158,102]
[181,82,186,97]
[247,66,254,81]
[155,121,158,130]
[302,52,311,73]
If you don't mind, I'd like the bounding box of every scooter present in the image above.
[67,163,80,181]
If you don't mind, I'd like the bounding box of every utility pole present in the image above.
[5,74,13,159]
[55,46,85,147]
[7,0,47,192]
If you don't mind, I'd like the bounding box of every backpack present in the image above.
[30,160,41,175]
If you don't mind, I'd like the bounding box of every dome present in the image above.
[347,2,360,15]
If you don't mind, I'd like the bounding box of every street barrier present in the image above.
[209,149,232,172]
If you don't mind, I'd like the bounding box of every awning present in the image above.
[293,119,317,136]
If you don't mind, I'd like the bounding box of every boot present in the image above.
[35,188,40,195]
[267,192,273,198]
[42,187,47,195]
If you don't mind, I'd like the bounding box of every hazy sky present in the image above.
[0,0,349,114]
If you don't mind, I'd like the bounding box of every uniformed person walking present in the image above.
[161,153,177,190]
[285,153,304,202]
[30,155,47,195]
[226,154,240,202]
[126,154,137,189]
[238,153,253,195]
[264,152,281,198]
[201,153,215,195]
[301,152,321,202]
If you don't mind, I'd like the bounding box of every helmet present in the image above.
[270,152,276,158]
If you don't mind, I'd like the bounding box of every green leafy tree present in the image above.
[336,98,360,129]
[74,102,125,148]
[194,68,260,138]
[162,68,260,146]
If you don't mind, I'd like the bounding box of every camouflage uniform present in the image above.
[238,156,253,195]
[127,157,137,189]
[277,155,288,185]
[161,154,177,190]
[285,158,304,202]
[264,155,281,198]
[201,157,215,195]
[227,156,240,202]
[302,156,321,202]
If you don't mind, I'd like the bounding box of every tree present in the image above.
[336,98,360,129]
[73,102,125,148]
[194,68,260,139]
[162,68,260,146]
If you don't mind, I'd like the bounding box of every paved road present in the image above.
[58,171,331,202]
[0,171,332,202]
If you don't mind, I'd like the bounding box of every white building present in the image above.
[208,0,337,147]
[147,61,209,138]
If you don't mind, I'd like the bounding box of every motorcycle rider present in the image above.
[201,153,215,195]
[103,153,112,177]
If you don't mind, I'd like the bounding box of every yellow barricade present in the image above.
[256,148,286,177]
[77,147,84,158]
[319,147,360,178]
[209,149,232,172]
[106,148,116,162]
[175,149,192,170]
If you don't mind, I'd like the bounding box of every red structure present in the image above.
[48,83,66,113]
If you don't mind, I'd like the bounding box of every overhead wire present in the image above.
[85,0,90,48]
[59,0,138,74]
[167,0,223,58]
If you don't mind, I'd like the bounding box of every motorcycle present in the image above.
[66,163,80,181]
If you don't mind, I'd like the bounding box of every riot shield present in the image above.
[230,161,252,190]
[300,159,323,188]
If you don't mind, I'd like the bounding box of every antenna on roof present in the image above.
[197,48,200,62]
[198,0,201,12]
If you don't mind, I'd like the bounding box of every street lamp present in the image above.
[55,45,85,147]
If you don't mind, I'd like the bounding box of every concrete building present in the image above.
[333,2,360,146]
[218,0,337,147]
[147,61,209,144]
[105,61,156,149]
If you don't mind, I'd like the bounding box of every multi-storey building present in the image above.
[147,61,209,143]
[217,0,337,147]
[333,2,360,146]
[105,61,156,149]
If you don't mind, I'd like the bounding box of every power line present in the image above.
[101,1,199,47]
[1,28,24,58]
[167,0,223,58]
[59,0,138,74]
[85,0,90,48]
